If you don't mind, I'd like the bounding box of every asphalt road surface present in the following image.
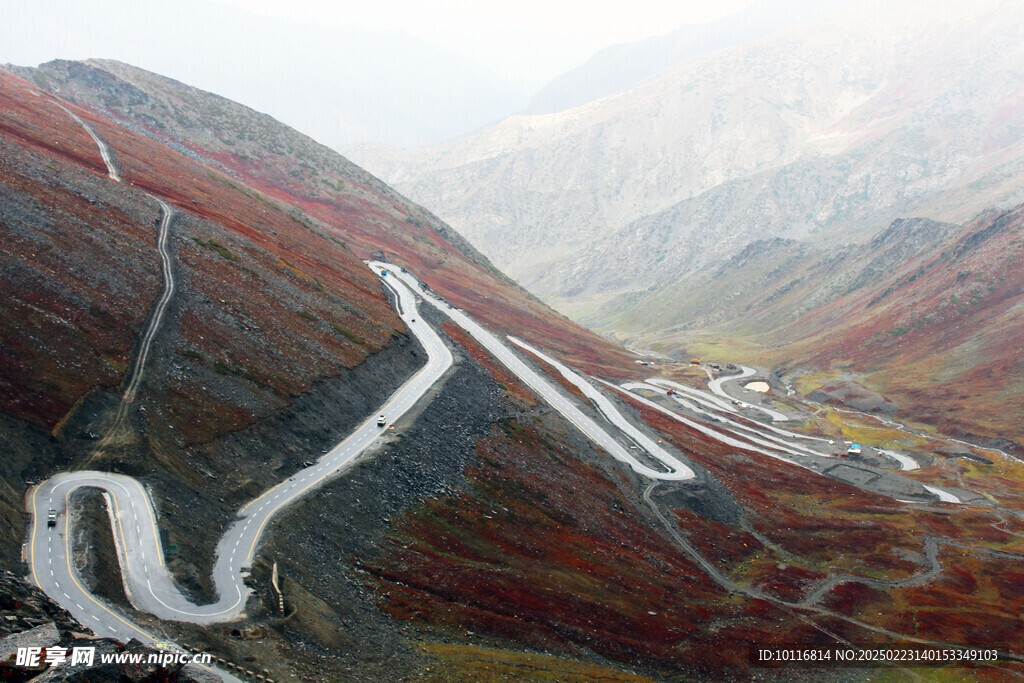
[608,378,961,504]
[26,266,450,680]
[379,263,695,481]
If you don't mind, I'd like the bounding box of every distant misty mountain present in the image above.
[1,0,528,148]
[350,0,1024,331]
[526,0,844,115]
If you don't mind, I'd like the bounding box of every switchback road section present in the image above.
[380,262,696,482]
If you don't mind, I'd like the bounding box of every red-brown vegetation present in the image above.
[361,419,826,673]
[772,205,1024,443]
[0,70,405,440]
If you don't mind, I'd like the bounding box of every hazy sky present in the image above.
[1,0,761,146]
[224,0,757,80]
[6,0,756,85]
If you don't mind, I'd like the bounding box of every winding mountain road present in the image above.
[608,379,963,504]
[706,365,789,422]
[45,93,239,682]
[508,337,695,480]
[380,263,695,481]
[621,381,826,459]
[29,260,702,646]
[24,94,1010,680]
[25,247,965,682]
[29,268,450,632]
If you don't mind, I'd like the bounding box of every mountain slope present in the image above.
[5,63,1024,682]
[603,202,1024,446]
[10,58,634,377]
[0,65,418,563]
[600,216,957,339]
[0,66,662,680]
[525,0,842,115]
[773,205,1024,444]
[351,0,1024,317]
[3,0,526,147]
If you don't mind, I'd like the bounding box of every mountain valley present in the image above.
[2,27,1024,683]
[351,0,1024,326]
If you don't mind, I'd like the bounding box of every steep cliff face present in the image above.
[350,0,1024,317]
